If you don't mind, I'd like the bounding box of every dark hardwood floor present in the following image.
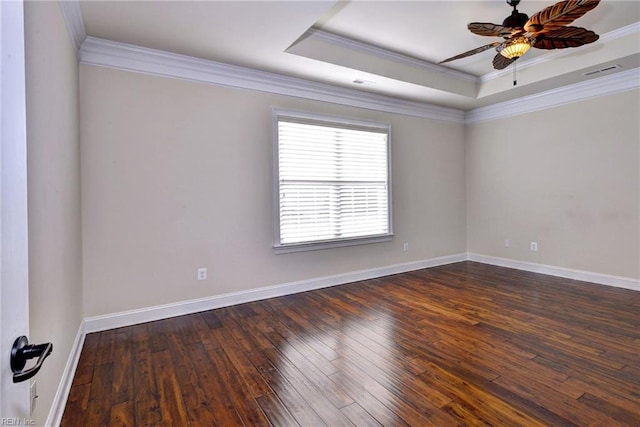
[62,261,640,426]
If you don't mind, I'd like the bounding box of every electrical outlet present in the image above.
[197,267,207,281]
[530,242,538,252]
[30,380,38,416]
[403,242,409,252]
[504,239,510,248]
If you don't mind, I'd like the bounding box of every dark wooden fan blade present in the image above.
[534,26,599,49]
[468,22,516,37]
[524,0,600,33]
[492,53,516,70]
[439,42,501,64]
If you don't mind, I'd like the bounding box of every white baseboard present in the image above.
[467,253,640,292]
[45,320,86,427]
[84,253,467,333]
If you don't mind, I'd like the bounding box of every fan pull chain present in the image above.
[513,60,517,86]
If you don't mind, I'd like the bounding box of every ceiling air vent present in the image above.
[352,78,376,86]
[583,64,622,77]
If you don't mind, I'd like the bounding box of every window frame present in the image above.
[272,108,393,254]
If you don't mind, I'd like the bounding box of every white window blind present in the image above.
[274,112,391,251]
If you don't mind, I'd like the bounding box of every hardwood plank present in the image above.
[333,357,441,426]
[260,346,352,426]
[205,340,272,427]
[147,318,171,352]
[186,405,219,426]
[151,350,189,426]
[327,366,411,426]
[184,341,245,426]
[578,392,640,425]
[84,363,113,426]
[340,402,382,427]
[70,364,94,388]
[94,329,116,366]
[492,368,622,425]
[261,311,339,376]
[249,350,328,426]
[71,332,100,386]
[249,318,354,409]
[420,361,548,426]
[214,326,273,398]
[109,401,134,427]
[255,393,299,427]
[111,328,133,405]
[557,374,640,414]
[60,383,90,425]
[131,324,162,426]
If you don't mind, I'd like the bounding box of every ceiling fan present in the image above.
[439,0,601,71]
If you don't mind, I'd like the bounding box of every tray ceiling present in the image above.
[78,1,640,110]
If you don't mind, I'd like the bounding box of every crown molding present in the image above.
[480,22,640,83]
[79,37,465,123]
[465,67,640,123]
[58,0,86,51]
[307,28,478,84]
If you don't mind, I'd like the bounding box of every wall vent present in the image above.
[583,64,622,77]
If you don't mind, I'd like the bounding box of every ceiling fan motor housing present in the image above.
[503,9,529,28]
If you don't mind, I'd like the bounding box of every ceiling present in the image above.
[78,0,640,110]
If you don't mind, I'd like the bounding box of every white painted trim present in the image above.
[480,22,640,83]
[467,253,640,292]
[465,67,640,123]
[57,0,86,51]
[307,29,477,83]
[79,37,465,124]
[45,320,85,427]
[84,253,467,333]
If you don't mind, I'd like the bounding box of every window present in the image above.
[273,109,392,253]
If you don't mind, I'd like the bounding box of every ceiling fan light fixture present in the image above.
[500,37,532,59]
[439,0,602,73]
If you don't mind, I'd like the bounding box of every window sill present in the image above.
[273,234,393,254]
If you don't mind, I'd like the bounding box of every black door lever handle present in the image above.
[10,336,53,383]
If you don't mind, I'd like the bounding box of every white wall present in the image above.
[466,89,640,279]
[79,65,467,317]
[24,1,83,424]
